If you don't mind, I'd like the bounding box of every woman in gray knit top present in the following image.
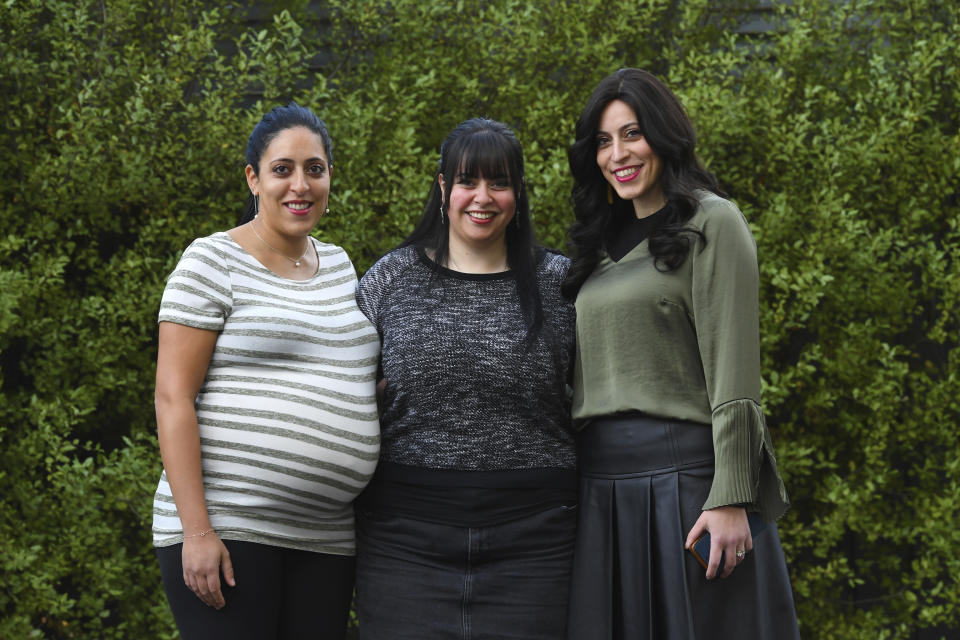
[353,118,577,638]
[563,69,800,639]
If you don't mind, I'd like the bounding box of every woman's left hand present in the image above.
[685,505,752,580]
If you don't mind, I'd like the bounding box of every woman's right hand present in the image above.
[156,321,230,607]
[684,505,752,580]
[182,533,235,609]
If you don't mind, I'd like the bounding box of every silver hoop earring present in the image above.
[254,194,260,217]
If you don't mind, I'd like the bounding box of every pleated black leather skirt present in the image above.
[567,414,800,640]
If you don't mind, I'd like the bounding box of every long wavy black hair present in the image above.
[238,102,334,224]
[402,117,545,344]
[561,68,722,299]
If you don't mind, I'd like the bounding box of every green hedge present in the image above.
[1,0,957,637]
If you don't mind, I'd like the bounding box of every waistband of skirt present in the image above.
[577,412,714,478]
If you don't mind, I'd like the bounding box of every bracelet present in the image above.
[184,528,215,539]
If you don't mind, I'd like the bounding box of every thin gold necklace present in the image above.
[249,218,312,268]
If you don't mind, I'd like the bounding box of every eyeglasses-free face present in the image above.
[595,99,665,218]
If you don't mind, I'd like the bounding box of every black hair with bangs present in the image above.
[450,127,515,190]
[402,117,545,345]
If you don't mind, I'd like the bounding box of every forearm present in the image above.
[156,397,213,535]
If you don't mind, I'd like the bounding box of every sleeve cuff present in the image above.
[702,398,790,522]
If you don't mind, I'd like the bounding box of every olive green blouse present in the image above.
[573,191,790,521]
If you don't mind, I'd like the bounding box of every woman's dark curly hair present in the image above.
[561,68,722,299]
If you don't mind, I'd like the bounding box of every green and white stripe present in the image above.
[152,232,380,555]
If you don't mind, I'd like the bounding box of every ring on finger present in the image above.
[736,548,746,560]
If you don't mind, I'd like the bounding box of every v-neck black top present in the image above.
[603,206,668,262]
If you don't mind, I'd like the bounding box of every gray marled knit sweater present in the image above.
[356,246,576,472]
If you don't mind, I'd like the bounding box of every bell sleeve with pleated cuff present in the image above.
[702,398,789,522]
[690,194,790,522]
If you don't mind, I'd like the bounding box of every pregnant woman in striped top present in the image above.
[152,103,379,640]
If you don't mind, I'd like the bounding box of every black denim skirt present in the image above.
[356,504,577,639]
[567,414,800,640]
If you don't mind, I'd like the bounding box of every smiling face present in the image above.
[441,169,516,250]
[596,99,665,218]
[245,126,331,240]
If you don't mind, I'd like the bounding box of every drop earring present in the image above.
[255,194,260,217]
[440,204,446,224]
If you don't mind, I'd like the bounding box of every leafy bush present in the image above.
[0,2,325,636]
[670,3,960,636]
[0,0,957,637]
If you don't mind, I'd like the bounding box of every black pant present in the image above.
[157,540,355,640]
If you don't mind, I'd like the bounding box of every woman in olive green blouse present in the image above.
[562,68,800,639]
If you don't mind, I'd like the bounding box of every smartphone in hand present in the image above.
[688,512,767,572]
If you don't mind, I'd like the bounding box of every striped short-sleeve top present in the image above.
[152,232,381,555]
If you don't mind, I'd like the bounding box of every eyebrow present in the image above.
[597,121,640,136]
[269,156,326,164]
